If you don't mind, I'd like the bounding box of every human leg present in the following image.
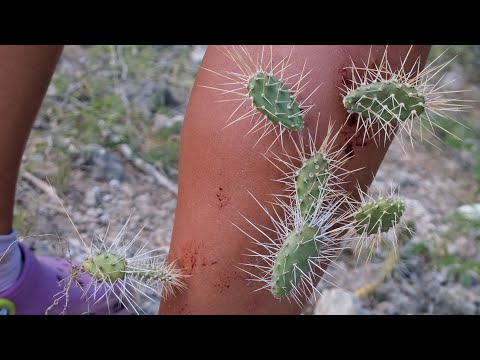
[161,45,431,314]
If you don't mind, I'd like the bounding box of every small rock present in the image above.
[109,179,120,188]
[433,285,478,314]
[150,86,181,112]
[121,184,134,197]
[464,270,480,287]
[390,292,419,315]
[457,204,480,221]
[152,114,183,132]
[314,289,370,315]
[190,45,206,65]
[84,186,100,207]
[46,83,57,97]
[99,213,110,225]
[457,149,474,170]
[86,208,100,218]
[374,301,395,315]
[447,236,478,258]
[82,144,126,183]
[101,193,113,203]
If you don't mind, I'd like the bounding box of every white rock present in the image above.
[314,288,369,315]
[46,84,57,97]
[190,45,207,65]
[153,114,183,132]
[84,186,99,207]
[109,179,120,188]
[457,204,480,220]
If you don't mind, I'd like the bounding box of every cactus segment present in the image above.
[343,81,425,125]
[271,225,319,298]
[248,72,304,131]
[296,154,329,219]
[83,252,126,282]
[354,197,405,235]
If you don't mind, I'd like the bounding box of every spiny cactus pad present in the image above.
[271,225,319,298]
[354,197,405,235]
[297,154,329,218]
[83,252,126,282]
[248,72,304,131]
[134,266,174,283]
[343,81,425,124]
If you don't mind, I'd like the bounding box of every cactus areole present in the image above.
[248,72,304,131]
[343,81,425,124]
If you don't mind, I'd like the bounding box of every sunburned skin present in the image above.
[160,45,431,315]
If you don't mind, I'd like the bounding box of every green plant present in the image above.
[80,226,186,307]
[45,186,187,315]
[12,208,35,238]
[296,153,329,218]
[351,185,408,261]
[248,73,304,130]
[341,47,469,149]
[354,197,405,235]
[142,121,182,180]
[343,81,425,125]
[437,254,480,287]
[240,189,355,302]
[240,124,360,301]
[201,46,321,148]
[427,110,480,182]
[55,217,187,315]
[429,45,480,85]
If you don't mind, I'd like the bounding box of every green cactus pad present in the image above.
[296,154,329,219]
[248,72,304,131]
[343,81,425,124]
[83,252,126,282]
[133,266,169,282]
[271,225,319,298]
[354,197,405,235]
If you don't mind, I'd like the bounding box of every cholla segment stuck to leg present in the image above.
[248,72,304,131]
[270,224,320,298]
[201,45,320,148]
[354,196,405,235]
[343,81,426,125]
[350,183,409,262]
[267,119,360,212]
[236,122,363,302]
[341,46,470,148]
[296,153,329,219]
[238,190,358,304]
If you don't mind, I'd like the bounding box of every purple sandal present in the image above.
[0,243,129,315]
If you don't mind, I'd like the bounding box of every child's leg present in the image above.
[0,46,62,294]
[0,45,63,235]
[161,45,431,314]
[0,46,126,314]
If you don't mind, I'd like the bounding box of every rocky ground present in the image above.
[14,45,480,315]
